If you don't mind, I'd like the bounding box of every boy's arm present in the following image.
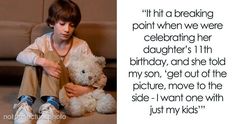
[35,57,62,79]
[64,74,107,98]
[16,37,45,66]
[64,83,94,98]
[92,74,107,89]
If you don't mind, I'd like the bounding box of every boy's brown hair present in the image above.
[46,0,81,28]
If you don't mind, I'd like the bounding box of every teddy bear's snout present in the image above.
[88,76,93,80]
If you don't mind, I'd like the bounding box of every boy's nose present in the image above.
[64,24,71,32]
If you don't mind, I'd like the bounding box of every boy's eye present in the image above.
[59,22,65,25]
[70,24,75,27]
[58,21,75,28]
[68,23,75,27]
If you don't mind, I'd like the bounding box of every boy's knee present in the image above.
[24,65,37,72]
[44,51,60,62]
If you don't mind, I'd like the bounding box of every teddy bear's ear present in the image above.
[95,56,106,68]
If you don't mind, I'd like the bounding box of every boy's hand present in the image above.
[35,57,62,78]
[64,83,94,98]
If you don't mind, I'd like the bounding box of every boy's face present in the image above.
[52,20,76,41]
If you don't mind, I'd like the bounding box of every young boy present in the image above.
[13,0,103,124]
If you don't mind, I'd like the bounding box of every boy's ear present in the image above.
[49,24,54,28]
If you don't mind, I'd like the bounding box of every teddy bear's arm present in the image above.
[92,74,107,89]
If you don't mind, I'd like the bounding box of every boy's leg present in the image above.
[37,51,68,124]
[17,49,44,102]
[17,66,41,102]
[14,66,41,124]
[40,51,69,100]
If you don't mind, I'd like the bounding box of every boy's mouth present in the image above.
[62,34,71,38]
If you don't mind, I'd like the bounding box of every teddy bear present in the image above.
[59,54,116,117]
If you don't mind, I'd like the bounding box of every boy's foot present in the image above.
[37,103,63,124]
[13,102,34,124]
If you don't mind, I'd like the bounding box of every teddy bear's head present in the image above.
[68,54,106,86]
